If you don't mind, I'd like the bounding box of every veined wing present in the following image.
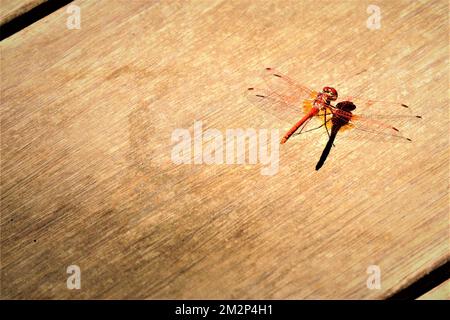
[336,112,423,142]
[246,67,318,123]
[246,86,318,123]
[262,67,316,100]
[342,95,415,117]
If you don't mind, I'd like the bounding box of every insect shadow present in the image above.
[315,101,356,171]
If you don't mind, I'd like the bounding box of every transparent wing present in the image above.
[341,95,416,117]
[245,87,315,123]
[286,101,422,143]
[246,67,318,123]
[261,67,316,100]
[335,113,423,142]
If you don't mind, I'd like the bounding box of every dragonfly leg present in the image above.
[293,118,332,136]
[293,117,312,136]
[324,109,335,147]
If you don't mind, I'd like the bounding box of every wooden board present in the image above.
[0,0,46,25]
[418,280,450,300]
[1,0,449,299]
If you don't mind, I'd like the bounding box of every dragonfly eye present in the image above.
[323,87,338,101]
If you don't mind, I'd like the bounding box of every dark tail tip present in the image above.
[315,163,322,171]
[401,104,409,108]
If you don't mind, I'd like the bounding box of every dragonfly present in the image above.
[246,67,422,168]
[247,67,338,144]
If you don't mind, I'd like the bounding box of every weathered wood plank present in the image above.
[1,0,448,299]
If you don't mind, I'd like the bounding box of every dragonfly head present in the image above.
[322,87,338,101]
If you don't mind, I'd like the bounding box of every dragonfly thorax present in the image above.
[314,92,335,109]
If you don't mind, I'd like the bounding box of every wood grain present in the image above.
[0,0,47,25]
[1,0,449,299]
[418,280,450,300]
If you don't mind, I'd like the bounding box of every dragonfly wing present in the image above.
[246,68,319,123]
[343,96,417,117]
[246,86,314,123]
[262,67,316,99]
[335,113,422,142]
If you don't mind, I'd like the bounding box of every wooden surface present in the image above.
[0,0,46,25]
[417,280,449,300]
[1,0,449,299]
[418,280,450,300]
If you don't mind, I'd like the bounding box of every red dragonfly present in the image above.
[246,67,422,148]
